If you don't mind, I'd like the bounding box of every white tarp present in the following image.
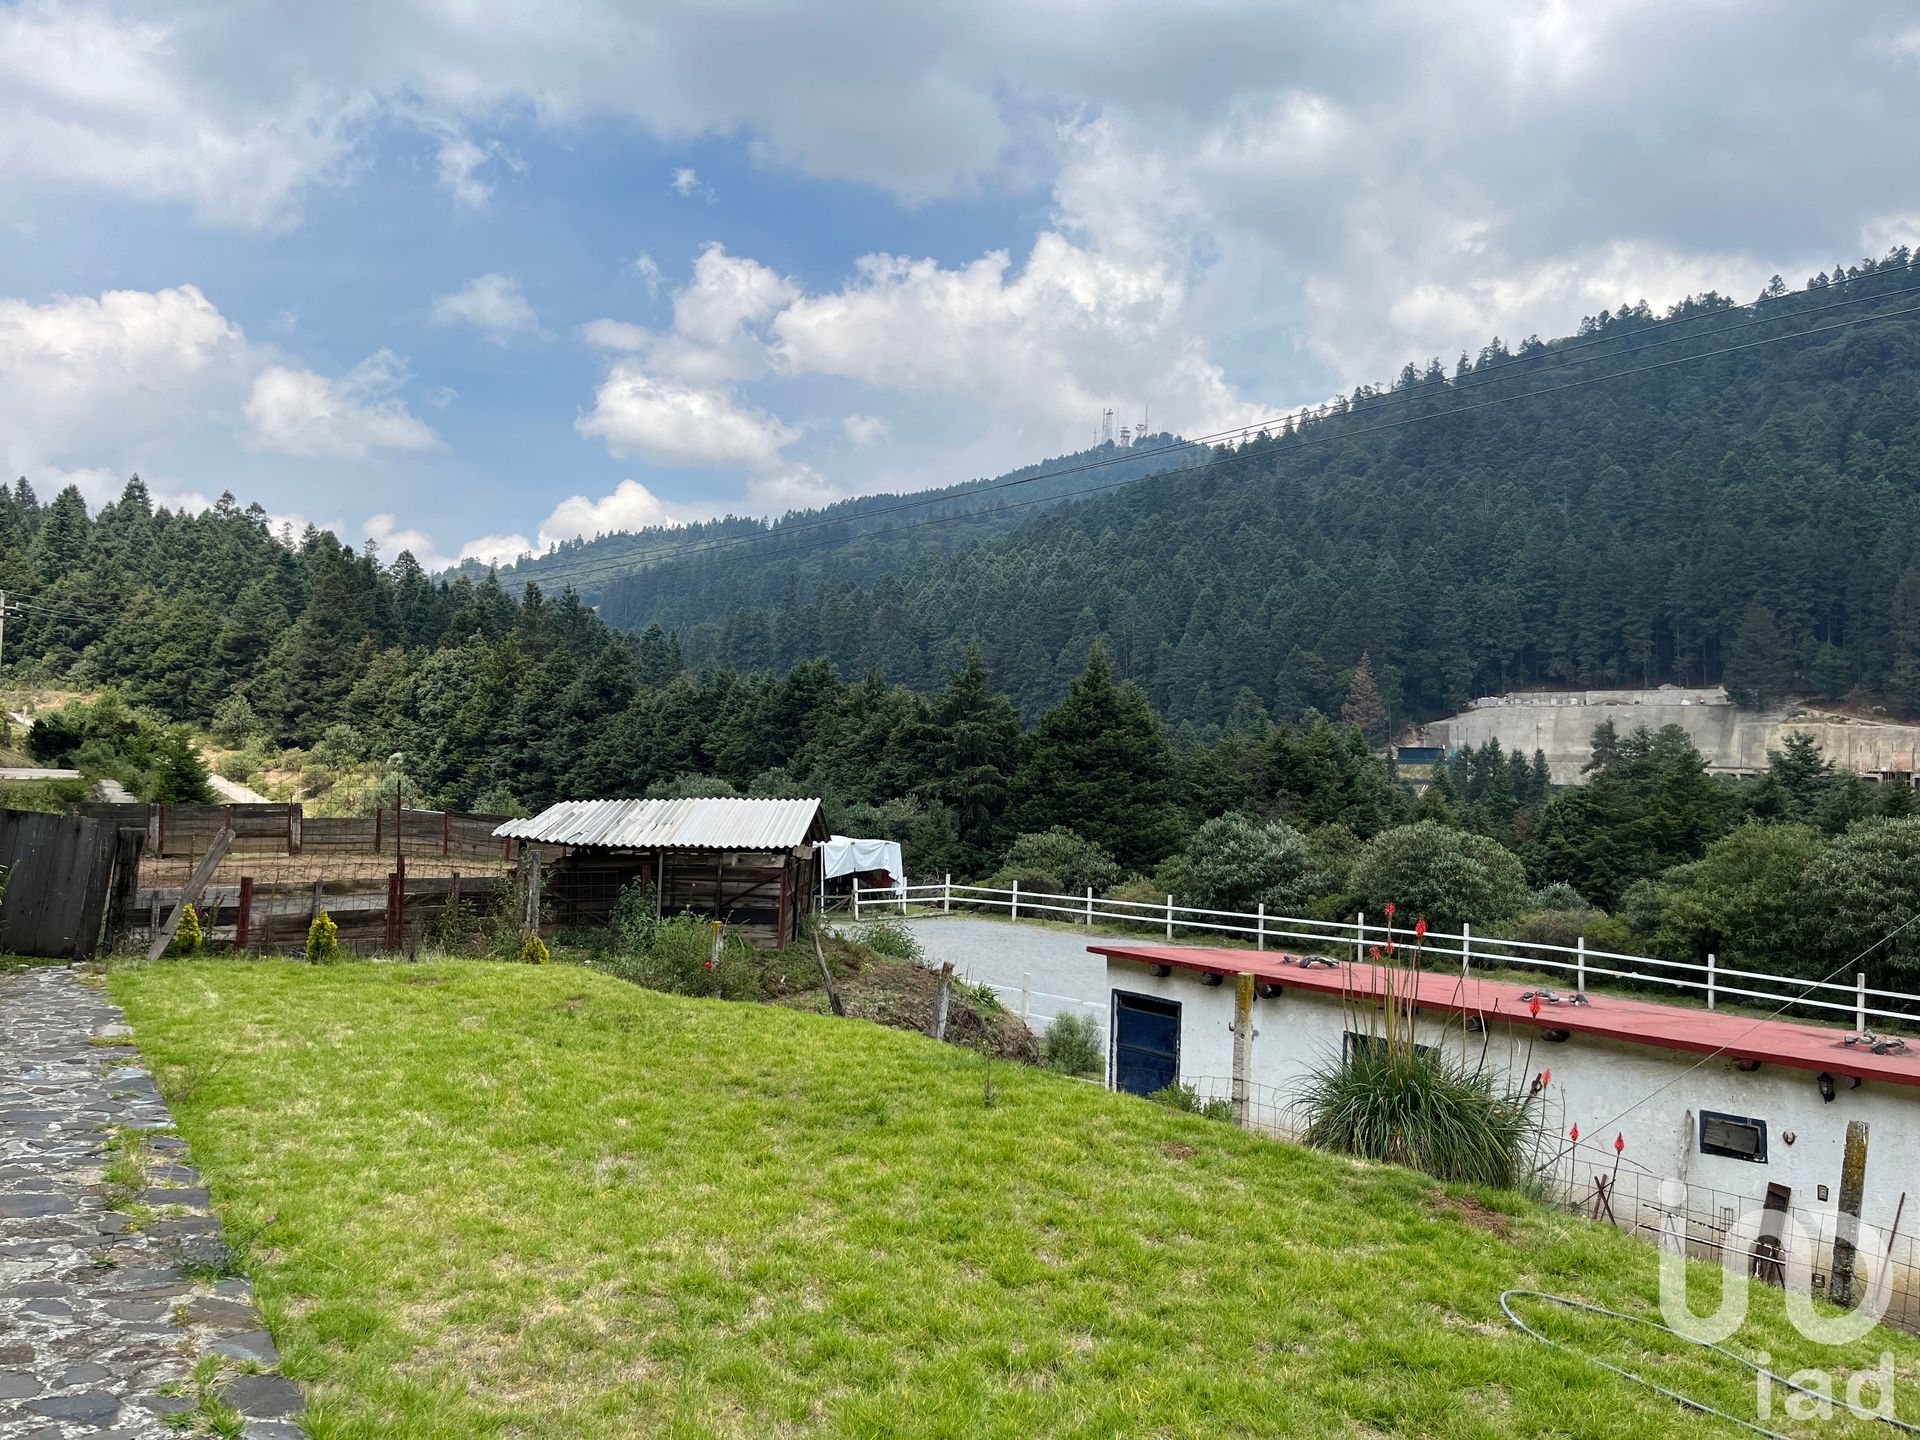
[821,835,904,887]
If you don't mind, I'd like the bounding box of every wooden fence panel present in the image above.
[0,809,120,959]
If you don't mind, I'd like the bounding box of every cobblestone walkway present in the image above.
[1,967,304,1438]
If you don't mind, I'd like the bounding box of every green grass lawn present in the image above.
[112,960,1920,1438]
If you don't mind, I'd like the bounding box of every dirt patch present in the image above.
[785,947,1039,1063]
[1433,1192,1515,1239]
[405,977,450,987]
[1164,1140,1197,1161]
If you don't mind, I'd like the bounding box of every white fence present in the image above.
[853,878,1920,1031]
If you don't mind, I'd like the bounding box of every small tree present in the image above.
[986,828,1124,896]
[1042,1012,1104,1077]
[169,904,203,956]
[1340,652,1388,745]
[210,694,262,745]
[306,911,341,964]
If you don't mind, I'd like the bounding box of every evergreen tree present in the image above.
[1724,600,1793,709]
[1009,646,1184,869]
[1340,651,1388,744]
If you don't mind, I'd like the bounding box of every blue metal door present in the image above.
[1112,991,1181,1096]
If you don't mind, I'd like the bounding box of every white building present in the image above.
[1091,940,1920,1315]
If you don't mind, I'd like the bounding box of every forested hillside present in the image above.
[450,435,1197,599]
[598,252,1920,723]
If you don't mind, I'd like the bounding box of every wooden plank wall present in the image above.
[0,809,121,959]
[72,802,514,861]
[135,872,502,956]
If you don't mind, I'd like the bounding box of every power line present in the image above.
[528,291,1920,594]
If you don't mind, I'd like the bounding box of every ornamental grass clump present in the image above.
[1299,907,1540,1189]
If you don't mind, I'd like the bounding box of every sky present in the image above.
[2,1,1918,572]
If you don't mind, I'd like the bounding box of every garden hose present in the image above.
[1498,1289,1920,1439]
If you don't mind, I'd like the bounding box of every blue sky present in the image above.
[2,1,1917,570]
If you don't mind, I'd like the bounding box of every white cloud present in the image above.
[575,365,795,469]
[433,131,496,208]
[425,385,458,408]
[245,349,440,461]
[429,273,541,344]
[631,252,664,297]
[669,166,715,202]
[536,479,685,548]
[458,532,535,566]
[364,512,451,571]
[842,414,890,445]
[1861,215,1920,259]
[0,284,251,482]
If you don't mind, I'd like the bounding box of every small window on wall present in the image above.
[1700,1110,1768,1163]
[1344,1030,1432,1063]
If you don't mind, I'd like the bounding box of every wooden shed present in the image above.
[495,796,828,948]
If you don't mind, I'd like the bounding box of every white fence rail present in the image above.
[852,878,1920,1031]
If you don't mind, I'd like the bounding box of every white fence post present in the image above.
[1858,972,1868,1033]
[1355,911,1366,967]
[1461,921,1471,984]
[900,880,908,916]
[1021,973,1030,1025]
[1011,879,1020,922]
[1707,952,1717,1010]
[853,878,861,920]
[1166,894,1174,941]
[944,874,952,914]
[1256,901,1265,952]
[1085,886,1093,927]
[1576,934,1587,995]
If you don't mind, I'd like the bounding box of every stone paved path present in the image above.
[1,967,304,1438]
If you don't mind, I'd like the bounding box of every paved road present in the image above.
[0,967,306,1436]
[91,779,135,803]
[844,916,1112,1033]
[0,769,79,782]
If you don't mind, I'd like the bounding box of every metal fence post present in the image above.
[944,873,951,914]
[1011,879,1020,922]
[1086,886,1093,927]
[1858,972,1868,1033]
[1707,951,1716,1010]
[1256,901,1265,952]
[1166,894,1174,941]
[1576,934,1587,996]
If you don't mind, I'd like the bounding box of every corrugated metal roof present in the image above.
[493,796,826,850]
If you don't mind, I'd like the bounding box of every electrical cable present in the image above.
[1499,1289,1920,1439]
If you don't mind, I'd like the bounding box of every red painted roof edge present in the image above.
[1089,942,1920,1090]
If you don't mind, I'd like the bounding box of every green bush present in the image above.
[984,828,1124,898]
[857,917,922,963]
[1147,1081,1232,1122]
[610,880,661,953]
[1347,820,1529,929]
[306,912,341,964]
[1172,812,1315,915]
[1042,1011,1104,1077]
[1299,1042,1537,1188]
[519,932,551,966]
[599,916,761,1000]
[169,904,203,957]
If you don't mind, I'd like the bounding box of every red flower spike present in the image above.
[1570,1124,1580,1142]
[1615,1133,1625,1154]
[1414,916,1428,939]
[1542,1069,1551,1087]
[1384,902,1396,917]
[1369,945,1384,962]
[1385,939,1395,956]
[1529,995,1542,1017]
[703,959,714,970]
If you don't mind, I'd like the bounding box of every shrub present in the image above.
[1042,1011,1104,1077]
[600,916,761,1000]
[984,828,1124,898]
[1148,1081,1232,1122]
[610,881,660,952]
[1528,881,1588,913]
[169,904,203,957]
[210,693,262,745]
[1299,1042,1537,1188]
[1505,906,1611,951]
[519,932,551,966]
[306,911,341,964]
[1174,812,1315,915]
[1347,821,1529,929]
[857,917,922,963]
